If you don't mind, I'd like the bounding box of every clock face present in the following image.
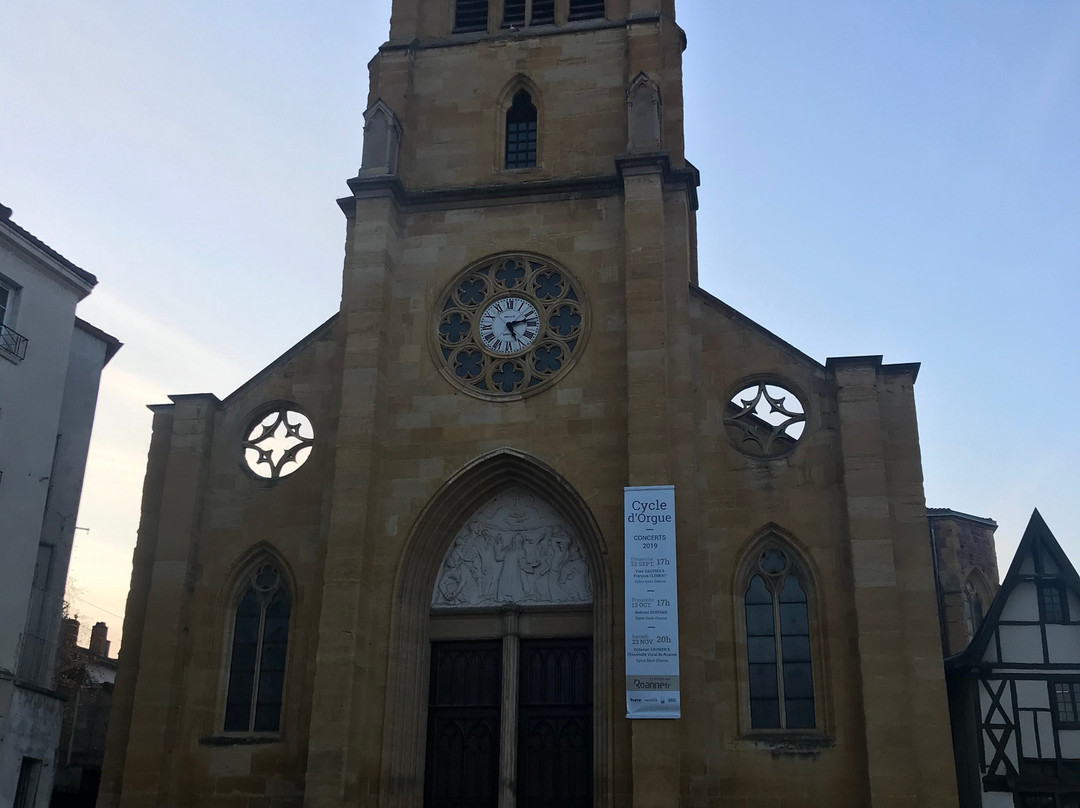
[433,254,586,399]
[477,296,540,355]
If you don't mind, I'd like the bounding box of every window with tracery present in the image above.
[242,407,314,480]
[743,545,815,730]
[724,380,806,459]
[224,563,291,733]
[505,90,538,169]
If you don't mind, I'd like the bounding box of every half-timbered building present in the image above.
[949,511,1080,808]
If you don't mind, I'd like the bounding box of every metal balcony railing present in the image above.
[0,322,28,359]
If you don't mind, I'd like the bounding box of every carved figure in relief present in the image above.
[534,533,555,601]
[431,488,593,609]
[560,544,591,601]
[470,521,500,600]
[492,531,521,603]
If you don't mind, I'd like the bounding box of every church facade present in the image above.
[99,1,963,806]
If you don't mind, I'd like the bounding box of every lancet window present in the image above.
[224,562,291,733]
[742,543,816,730]
[505,90,538,169]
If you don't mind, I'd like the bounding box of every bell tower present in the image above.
[349,0,693,197]
[309,1,700,807]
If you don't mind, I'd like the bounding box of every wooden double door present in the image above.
[424,638,592,808]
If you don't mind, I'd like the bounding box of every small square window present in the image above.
[1054,682,1080,727]
[1041,581,1068,623]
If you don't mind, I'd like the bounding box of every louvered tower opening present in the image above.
[503,0,555,28]
[567,0,605,21]
[455,0,489,32]
[531,0,555,25]
[503,0,525,27]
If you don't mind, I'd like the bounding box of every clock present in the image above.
[434,253,586,399]
[477,296,540,355]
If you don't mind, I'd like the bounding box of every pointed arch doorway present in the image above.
[382,450,611,808]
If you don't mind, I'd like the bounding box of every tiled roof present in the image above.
[0,203,98,286]
[927,507,997,527]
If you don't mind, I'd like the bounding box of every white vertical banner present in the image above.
[624,485,680,719]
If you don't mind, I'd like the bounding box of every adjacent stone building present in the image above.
[100,1,964,805]
[0,205,119,808]
[53,620,118,808]
[930,508,1001,658]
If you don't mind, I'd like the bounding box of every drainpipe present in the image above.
[928,518,950,658]
[66,685,81,766]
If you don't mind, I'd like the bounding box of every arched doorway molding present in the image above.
[379,447,612,808]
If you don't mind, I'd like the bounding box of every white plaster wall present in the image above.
[27,324,111,686]
[998,625,1044,664]
[1014,678,1049,709]
[0,685,64,808]
[1047,624,1080,664]
[999,582,1038,622]
[0,240,85,675]
[981,791,1014,808]
[1060,729,1080,759]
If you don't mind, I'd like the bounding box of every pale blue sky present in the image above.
[2,1,1077,649]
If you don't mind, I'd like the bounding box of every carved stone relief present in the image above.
[431,487,593,609]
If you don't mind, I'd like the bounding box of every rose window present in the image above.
[434,253,587,399]
[243,408,314,479]
[724,381,806,458]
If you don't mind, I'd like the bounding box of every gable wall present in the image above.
[99,321,342,808]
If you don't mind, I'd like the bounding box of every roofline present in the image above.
[222,313,339,405]
[825,354,922,382]
[950,509,1078,668]
[927,508,998,529]
[0,207,98,292]
[689,285,825,370]
[142,313,340,413]
[74,317,123,365]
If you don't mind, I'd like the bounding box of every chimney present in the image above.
[62,618,80,648]
[89,622,110,657]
